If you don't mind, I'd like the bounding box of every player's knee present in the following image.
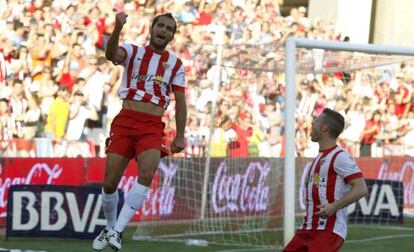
[103,181,118,194]
[138,173,153,187]
[125,182,149,209]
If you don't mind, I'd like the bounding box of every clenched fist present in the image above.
[115,12,127,29]
[171,137,185,154]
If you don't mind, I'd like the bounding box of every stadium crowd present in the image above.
[0,0,413,158]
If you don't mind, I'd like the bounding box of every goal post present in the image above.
[283,37,414,245]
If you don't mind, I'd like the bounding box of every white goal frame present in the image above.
[284,37,414,245]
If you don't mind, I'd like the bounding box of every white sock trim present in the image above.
[132,180,150,194]
[102,188,118,198]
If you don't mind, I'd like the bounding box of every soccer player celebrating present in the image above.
[92,12,187,251]
[284,108,368,252]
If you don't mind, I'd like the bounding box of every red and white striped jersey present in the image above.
[116,44,185,109]
[301,145,363,239]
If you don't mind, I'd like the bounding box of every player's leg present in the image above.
[107,111,165,251]
[307,231,344,252]
[283,231,309,252]
[93,153,130,251]
[103,153,131,227]
[94,113,135,251]
[114,148,160,232]
[101,112,136,231]
[108,149,161,251]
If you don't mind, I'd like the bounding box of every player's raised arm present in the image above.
[105,12,127,64]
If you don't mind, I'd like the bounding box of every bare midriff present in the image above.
[122,99,165,116]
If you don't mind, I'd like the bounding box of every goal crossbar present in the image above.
[283,37,414,246]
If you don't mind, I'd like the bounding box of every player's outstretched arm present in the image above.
[105,12,127,64]
[316,177,368,219]
[171,91,187,154]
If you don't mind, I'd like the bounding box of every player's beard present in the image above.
[310,129,320,142]
[150,35,170,51]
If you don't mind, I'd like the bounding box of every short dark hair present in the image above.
[151,13,177,35]
[58,85,68,92]
[13,79,23,85]
[97,56,107,66]
[0,98,9,104]
[219,115,231,127]
[322,108,345,138]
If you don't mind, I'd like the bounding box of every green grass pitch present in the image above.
[1,219,414,252]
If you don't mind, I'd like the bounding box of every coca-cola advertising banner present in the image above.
[0,158,85,220]
[1,156,413,226]
[210,159,277,215]
[6,185,123,239]
[152,158,281,222]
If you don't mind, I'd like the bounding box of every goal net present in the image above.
[132,157,294,248]
[131,39,414,248]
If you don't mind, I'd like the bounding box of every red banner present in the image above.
[1,156,414,226]
[0,158,85,220]
[84,158,161,221]
[85,158,139,189]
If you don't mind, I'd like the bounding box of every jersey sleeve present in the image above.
[171,63,185,93]
[113,43,131,67]
[334,152,363,183]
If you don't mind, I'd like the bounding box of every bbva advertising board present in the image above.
[347,179,404,224]
[6,185,123,239]
[5,179,404,239]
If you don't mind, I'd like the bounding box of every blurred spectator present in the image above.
[341,103,365,156]
[22,81,41,140]
[210,115,235,157]
[402,111,414,156]
[44,85,69,141]
[66,91,98,141]
[394,72,412,118]
[37,68,59,116]
[84,56,109,112]
[360,111,381,157]
[196,0,214,26]
[185,115,205,157]
[177,1,199,24]
[8,79,27,139]
[228,111,252,157]
[0,98,16,156]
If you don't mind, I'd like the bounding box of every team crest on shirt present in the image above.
[312,173,327,187]
[313,173,320,185]
[154,75,165,85]
[162,62,170,70]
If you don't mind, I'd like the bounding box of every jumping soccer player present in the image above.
[92,12,186,251]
